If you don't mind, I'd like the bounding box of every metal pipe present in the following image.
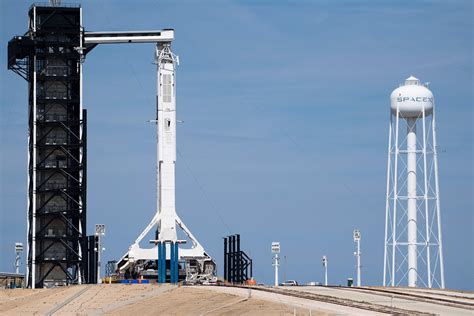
[32,54,37,289]
[82,109,88,285]
[358,241,361,286]
[274,253,279,287]
[228,236,231,282]
[354,230,361,287]
[230,235,235,282]
[383,114,393,286]
[391,109,400,286]
[432,105,445,288]
[26,124,30,287]
[422,109,432,288]
[407,118,418,287]
[323,256,328,286]
[97,234,101,284]
[77,5,83,286]
[236,234,241,283]
[223,238,228,281]
[155,44,160,235]
[234,235,237,283]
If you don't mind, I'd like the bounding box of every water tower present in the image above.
[383,76,445,288]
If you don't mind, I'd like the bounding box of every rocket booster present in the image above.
[156,43,177,242]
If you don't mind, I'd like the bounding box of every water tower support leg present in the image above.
[407,117,418,287]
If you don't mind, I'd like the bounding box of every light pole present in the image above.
[322,255,328,286]
[15,243,23,274]
[353,229,361,287]
[95,224,106,284]
[272,242,280,287]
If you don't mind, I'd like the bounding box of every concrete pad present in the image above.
[290,286,474,315]
[198,286,382,315]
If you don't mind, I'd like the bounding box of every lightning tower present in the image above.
[383,76,445,288]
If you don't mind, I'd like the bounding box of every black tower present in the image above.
[223,234,252,284]
[8,4,87,288]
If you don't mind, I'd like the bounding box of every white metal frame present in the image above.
[15,243,24,275]
[77,6,84,286]
[322,255,328,286]
[272,242,280,287]
[84,30,174,45]
[95,224,105,283]
[27,8,38,289]
[353,230,361,287]
[32,53,37,290]
[383,93,445,288]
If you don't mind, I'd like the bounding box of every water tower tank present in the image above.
[390,76,434,117]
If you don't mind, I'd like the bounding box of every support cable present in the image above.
[177,147,232,235]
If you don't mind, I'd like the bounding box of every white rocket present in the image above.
[117,39,215,282]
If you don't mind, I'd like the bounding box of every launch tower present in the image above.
[8,4,87,288]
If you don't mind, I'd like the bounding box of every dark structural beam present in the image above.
[223,234,252,284]
[7,3,89,288]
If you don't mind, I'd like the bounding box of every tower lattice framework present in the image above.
[384,77,445,288]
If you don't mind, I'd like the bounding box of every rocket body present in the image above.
[157,45,177,242]
[117,40,216,282]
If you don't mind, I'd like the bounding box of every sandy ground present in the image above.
[199,286,376,316]
[288,286,474,315]
[109,286,316,315]
[0,285,86,315]
[0,285,320,315]
[1,284,471,315]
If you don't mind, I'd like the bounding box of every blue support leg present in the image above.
[159,242,166,283]
[170,242,175,283]
[174,242,179,283]
[157,242,162,283]
[162,243,167,283]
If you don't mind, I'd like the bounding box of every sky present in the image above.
[0,0,472,290]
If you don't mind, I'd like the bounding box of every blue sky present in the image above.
[1,0,472,290]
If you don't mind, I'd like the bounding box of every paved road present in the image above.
[288,286,474,315]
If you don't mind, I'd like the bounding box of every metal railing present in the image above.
[30,2,81,10]
[41,66,68,76]
[40,114,69,122]
[44,182,68,190]
[44,137,67,144]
